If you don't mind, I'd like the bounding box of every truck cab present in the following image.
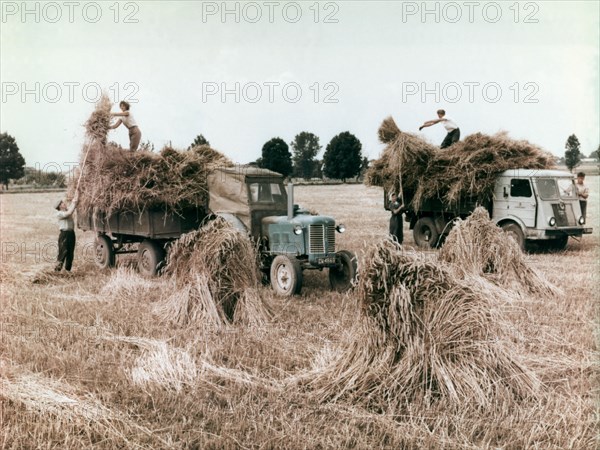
[492,169,592,250]
[207,167,357,295]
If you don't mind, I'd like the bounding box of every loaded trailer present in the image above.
[79,166,357,296]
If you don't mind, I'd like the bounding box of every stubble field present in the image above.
[1,180,599,449]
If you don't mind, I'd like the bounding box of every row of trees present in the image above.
[254,131,366,181]
[190,131,367,181]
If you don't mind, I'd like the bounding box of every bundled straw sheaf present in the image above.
[155,217,272,328]
[439,207,559,296]
[74,95,233,216]
[366,116,555,208]
[84,94,112,143]
[306,239,539,409]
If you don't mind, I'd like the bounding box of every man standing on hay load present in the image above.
[54,193,78,272]
[419,109,460,149]
[109,101,142,151]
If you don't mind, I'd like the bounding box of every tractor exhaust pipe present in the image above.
[287,181,294,220]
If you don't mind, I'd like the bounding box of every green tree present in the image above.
[356,156,370,181]
[323,132,363,182]
[189,134,210,149]
[291,132,321,180]
[259,137,293,177]
[0,133,26,189]
[589,145,599,160]
[564,134,582,172]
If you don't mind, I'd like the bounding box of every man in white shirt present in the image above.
[419,109,460,149]
[54,193,78,271]
[109,101,142,151]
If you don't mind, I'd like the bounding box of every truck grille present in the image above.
[309,224,335,254]
[551,203,576,226]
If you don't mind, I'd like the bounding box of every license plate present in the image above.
[317,257,336,265]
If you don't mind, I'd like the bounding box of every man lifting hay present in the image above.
[419,109,460,149]
[109,101,142,151]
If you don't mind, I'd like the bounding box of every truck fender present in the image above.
[214,212,248,234]
[495,216,527,234]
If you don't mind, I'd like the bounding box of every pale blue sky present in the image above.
[1,0,598,168]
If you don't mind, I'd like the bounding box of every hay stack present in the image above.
[73,96,233,216]
[306,239,538,409]
[366,117,555,208]
[155,217,272,328]
[439,207,559,296]
[367,117,438,199]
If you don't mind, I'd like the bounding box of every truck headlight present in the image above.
[293,225,303,235]
[336,224,346,233]
[548,217,556,227]
[578,216,585,225]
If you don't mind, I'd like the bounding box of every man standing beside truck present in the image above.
[419,109,460,149]
[575,172,589,223]
[54,194,78,272]
[388,192,406,244]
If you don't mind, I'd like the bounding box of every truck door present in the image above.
[493,178,536,227]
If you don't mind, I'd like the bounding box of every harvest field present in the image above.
[1,181,599,449]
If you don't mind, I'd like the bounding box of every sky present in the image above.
[1,0,599,171]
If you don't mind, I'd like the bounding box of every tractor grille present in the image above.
[309,224,335,254]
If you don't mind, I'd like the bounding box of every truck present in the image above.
[78,166,357,296]
[387,169,592,250]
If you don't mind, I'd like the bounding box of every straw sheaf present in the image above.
[439,207,560,296]
[305,238,539,409]
[155,217,272,328]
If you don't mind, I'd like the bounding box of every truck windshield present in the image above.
[535,178,559,200]
[557,178,578,200]
[249,182,285,203]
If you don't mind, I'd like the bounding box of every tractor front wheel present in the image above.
[270,255,303,296]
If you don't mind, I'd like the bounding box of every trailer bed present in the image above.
[78,207,206,239]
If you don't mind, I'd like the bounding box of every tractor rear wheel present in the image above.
[329,250,358,292]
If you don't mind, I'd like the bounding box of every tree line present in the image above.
[1,131,598,190]
[189,131,367,181]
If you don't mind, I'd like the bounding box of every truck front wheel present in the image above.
[270,255,303,296]
[137,240,165,277]
[329,250,358,292]
[414,217,439,248]
[501,223,526,251]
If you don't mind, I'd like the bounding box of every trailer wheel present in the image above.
[137,240,165,277]
[414,217,439,248]
[94,235,115,269]
[270,255,303,296]
[329,250,358,292]
[501,223,526,251]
